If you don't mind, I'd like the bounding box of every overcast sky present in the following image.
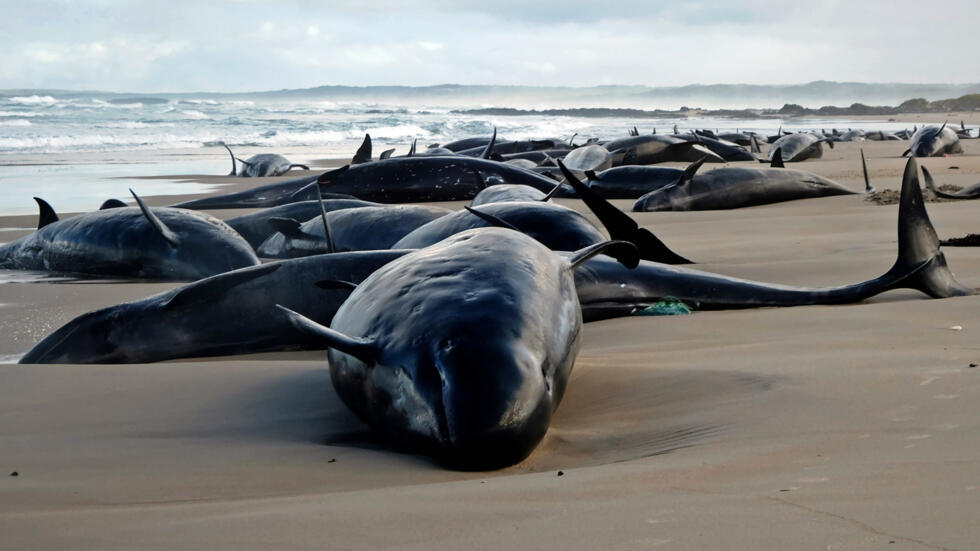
[1,0,977,92]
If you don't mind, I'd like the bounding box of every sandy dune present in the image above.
[1,136,979,549]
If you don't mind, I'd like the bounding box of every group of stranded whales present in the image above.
[7,121,977,469]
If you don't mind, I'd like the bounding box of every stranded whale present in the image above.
[0,191,258,280]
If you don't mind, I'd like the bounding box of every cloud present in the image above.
[418,41,443,52]
[0,0,977,92]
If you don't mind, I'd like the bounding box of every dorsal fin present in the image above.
[316,280,358,291]
[481,127,497,160]
[750,134,761,153]
[130,189,179,248]
[316,194,335,253]
[860,148,875,193]
[352,134,372,164]
[652,127,656,134]
[556,159,692,265]
[379,148,395,160]
[317,165,350,185]
[540,180,563,202]
[568,132,577,146]
[568,240,639,270]
[665,141,713,160]
[164,263,280,311]
[33,197,59,229]
[678,157,706,185]
[408,138,417,157]
[937,121,947,134]
[268,217,313,240]
[464,206,521,232]
[770,148,785,168]
[221,142,237,176]
[466,168,487,196]
[921,165,940,200]
[584,170,598,181]
[288,182,321,202]
[276,305,378,364]
[901,148,911,158]
[99,198,127,210]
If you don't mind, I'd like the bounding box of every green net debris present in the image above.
[634,297,694,316]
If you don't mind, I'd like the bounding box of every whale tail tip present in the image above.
[887,158,973,298]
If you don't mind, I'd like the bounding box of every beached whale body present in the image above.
[257,204,451,258]
[560,144,612,172]
[0,193,258,281]
[865,130,902,141]
[18,251,406,364]
[602,135,724,165]
[834,130,865,142]
[225,198,379,249]
[672,134,759,162]
[767,133,833,162]
[586,158,972,319]
[221,143,309,177]
[905,124,963,157]
[632,166,856,211]
[173,173,323,210]
[314,157,559,202]
[470,184,551,205]
[582,166,685,198]
[456,139,560,157]
[920,166,980,200]
[278,228,639,469]
[392,201,608,251]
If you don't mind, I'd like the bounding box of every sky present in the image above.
[1,0,978,93]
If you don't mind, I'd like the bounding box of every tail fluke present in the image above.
[920,166,976,200]
[885,158,973,298]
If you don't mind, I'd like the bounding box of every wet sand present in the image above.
[1,135,979,549]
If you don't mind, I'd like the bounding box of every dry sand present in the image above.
[1,136,979,550]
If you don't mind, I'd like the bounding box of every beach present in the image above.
[1,132,979,549]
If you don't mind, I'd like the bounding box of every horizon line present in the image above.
[3,80,980,97]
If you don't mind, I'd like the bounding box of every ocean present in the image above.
[0,91,921,215]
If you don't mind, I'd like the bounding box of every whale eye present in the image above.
[439,338,454,352]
